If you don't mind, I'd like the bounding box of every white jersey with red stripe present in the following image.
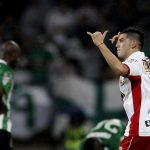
[119,51,150,137]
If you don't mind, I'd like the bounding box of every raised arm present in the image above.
[87,31,128,76]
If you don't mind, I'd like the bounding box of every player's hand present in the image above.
[110,32,120,44]
[87,31,108,47]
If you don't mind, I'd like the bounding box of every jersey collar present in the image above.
[0,59,7,65]
[126,51,145,61]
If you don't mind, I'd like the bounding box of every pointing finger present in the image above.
[87,32,93,36]
[110,33,120,44]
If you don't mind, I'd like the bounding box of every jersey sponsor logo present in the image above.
[145,120,150,127]
[120,76,125,86]
[120,92,125,102]
[127,59,138,63]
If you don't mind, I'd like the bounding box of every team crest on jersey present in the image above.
[145,120,150,127]
[142,58,150,73]
[2,72,12,85]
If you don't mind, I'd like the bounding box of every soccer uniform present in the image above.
[80,119,125,150]
[119,52,150,149]
[0,59,14,149]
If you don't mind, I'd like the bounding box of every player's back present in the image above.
[80,119,125,150]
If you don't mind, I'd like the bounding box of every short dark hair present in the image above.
[83,138,103,150]
[0,40,21,57]
[121,26,144,49]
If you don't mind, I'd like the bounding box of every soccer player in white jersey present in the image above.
[0,41,21,150]
[87,26,150,150]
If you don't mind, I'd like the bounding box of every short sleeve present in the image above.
[0,67,13,88]
[123,59,142,76]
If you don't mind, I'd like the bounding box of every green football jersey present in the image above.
[0,60,14,132]
[80,119,125,150]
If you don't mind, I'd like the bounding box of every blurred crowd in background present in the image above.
[0,0,150,82]
[0,0,150,149]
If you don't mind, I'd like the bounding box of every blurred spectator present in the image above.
[44,2,76,47]
[20,0,48,38]
[63,107,87,150]
[28,37,52,85]
[0,15,21,43]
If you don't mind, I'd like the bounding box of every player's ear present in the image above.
[131,40,137,49]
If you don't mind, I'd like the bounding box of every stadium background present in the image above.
[0,0,150,149]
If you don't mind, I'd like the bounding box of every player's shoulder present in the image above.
[92,119,123,131]
[0,62,13,77]
[0,62,12,71]
[123,52,144,63]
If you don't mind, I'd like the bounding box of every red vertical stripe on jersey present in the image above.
[128,76,142,135]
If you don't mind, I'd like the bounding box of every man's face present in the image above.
[116,33,132,60]
[9,51,21,69]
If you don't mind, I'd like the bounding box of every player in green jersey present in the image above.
[0,41,21,150]
[80,119,125,150]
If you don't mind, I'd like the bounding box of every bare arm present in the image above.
[87,31,128,76]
